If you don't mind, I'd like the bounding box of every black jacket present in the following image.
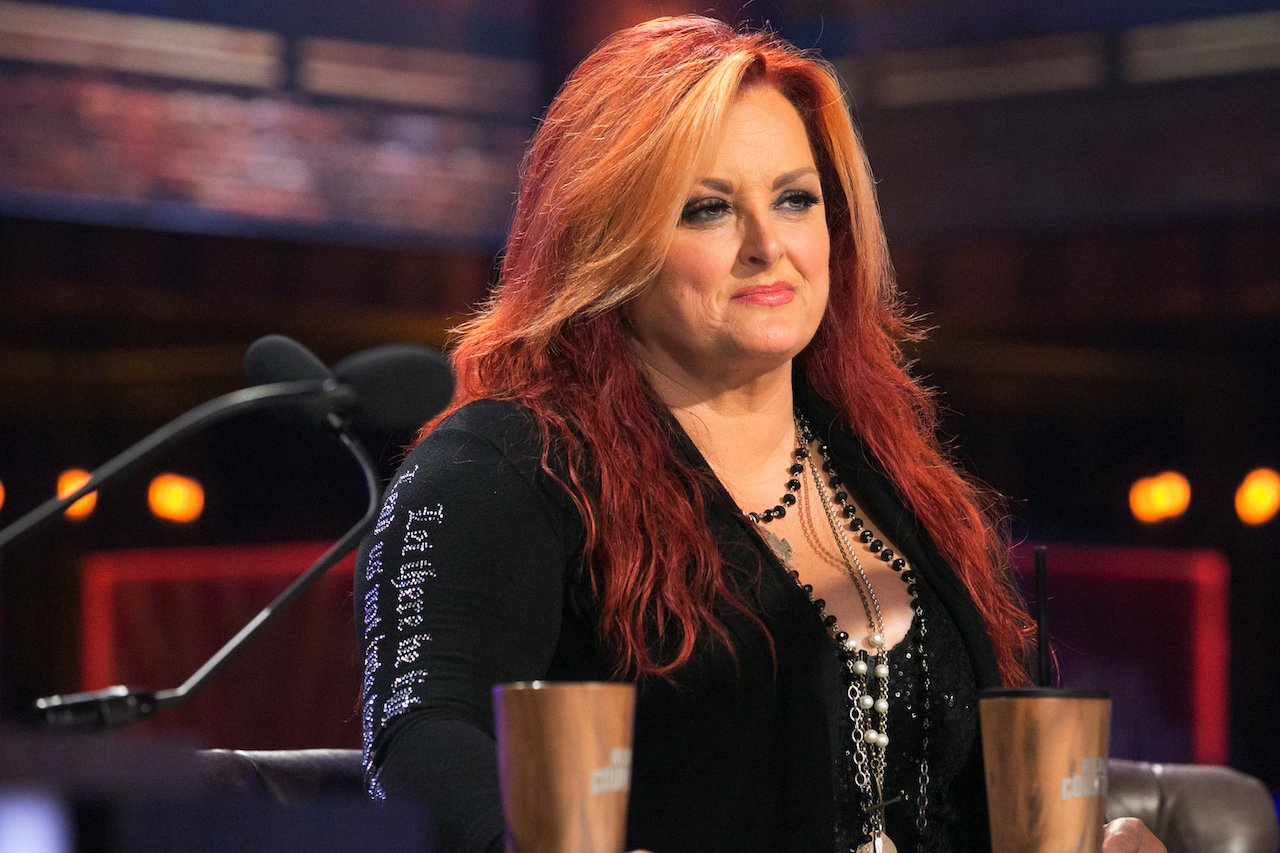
[356,392,1000,852]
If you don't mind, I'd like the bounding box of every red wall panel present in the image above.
[81,543,359,749]
[1014,544,1229,765]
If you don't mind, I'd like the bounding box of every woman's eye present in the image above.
[778,189,821,212]
[680,198,730,224]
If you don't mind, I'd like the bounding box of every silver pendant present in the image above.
[757,525,793,567]
[856,834,897,853]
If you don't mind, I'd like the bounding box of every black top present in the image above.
[355,388,1002,852]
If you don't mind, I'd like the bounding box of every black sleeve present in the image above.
[354,406,578,853]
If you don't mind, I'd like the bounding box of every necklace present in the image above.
[747,456,804,523]
[752,412,932,853]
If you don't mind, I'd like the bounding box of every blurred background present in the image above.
[0,0,1277,794]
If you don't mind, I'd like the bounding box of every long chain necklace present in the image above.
[751,412,932,853]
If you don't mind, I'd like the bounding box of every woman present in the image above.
[356,16,1163,853]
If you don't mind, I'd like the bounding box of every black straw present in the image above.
[1034,546,1052,687]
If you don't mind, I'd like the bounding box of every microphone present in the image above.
[333,343,454,435]
[247,335,454,435]
[245,333,347,431]
[35,335,453,728]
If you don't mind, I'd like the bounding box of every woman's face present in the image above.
[628,85,830,388]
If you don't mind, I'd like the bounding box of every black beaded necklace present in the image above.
[748,411,934,853]
[748,459,805,523]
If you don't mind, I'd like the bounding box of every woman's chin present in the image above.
[722,343,809,378]
[729,330,816,364]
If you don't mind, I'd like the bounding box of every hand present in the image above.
[1102,817,1166,853]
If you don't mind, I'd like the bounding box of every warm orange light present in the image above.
[1130,471,1191,524]
[58,469,97,520]
[1236,468,1280,526]
[1130,477,1160,522]
[148,473,204,523]
[0,479,5,512]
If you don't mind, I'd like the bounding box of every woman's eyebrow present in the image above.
[772,166,819,189]
[694,167,819,194]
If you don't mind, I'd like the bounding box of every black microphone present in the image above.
[333,342,454,434]
[249,335,454,435]
[245,333,348,431]
[35,335,454,729]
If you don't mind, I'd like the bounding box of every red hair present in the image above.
[424,16,1032,685]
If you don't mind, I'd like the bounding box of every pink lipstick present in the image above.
[731,281,794,306]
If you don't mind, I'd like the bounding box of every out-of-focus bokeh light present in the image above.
[0,479,5,513]
[148,473,204,523]
[1130,471,1191,523]
[57,469,97,520]
[1236,468,1280,526]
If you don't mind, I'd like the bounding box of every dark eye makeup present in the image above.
[678,187,823,226]
[778,189,822,211]
[680,197,731,224]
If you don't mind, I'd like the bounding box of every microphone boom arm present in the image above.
[35,429,382,728]
[0,380,352,555]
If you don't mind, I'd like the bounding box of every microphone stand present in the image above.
[34,428,382,728]
[0,380,353,555]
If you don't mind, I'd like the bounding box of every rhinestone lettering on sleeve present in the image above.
[365,540,383,582]
[383,670,431,724]
[403,505,444,553]
[396,633,432,665]
[373,492,398,535]
[362,634,384,700]
[363,585,381,638]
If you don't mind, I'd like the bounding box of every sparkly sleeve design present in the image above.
[354,404,578,850]
[359,463,434,800]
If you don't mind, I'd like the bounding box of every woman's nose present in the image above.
[738,213,783,268]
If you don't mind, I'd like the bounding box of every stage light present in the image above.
[57,469,97,520]
[1130,471,1191,523]
[1236,468,1280,526]
[148,473,204,523]
[1130,477,1159,523]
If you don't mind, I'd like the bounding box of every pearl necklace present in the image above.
[752,413,932,853]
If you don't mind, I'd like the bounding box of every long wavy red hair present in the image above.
[423,16,1032,685]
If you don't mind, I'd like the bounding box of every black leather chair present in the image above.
[199,747,365,806]
[199,749,1279,852]
[1105,760,1278,853]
